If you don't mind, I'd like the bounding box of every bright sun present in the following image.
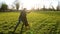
[20,0,43,10]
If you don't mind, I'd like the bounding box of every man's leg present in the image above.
[13,19,21,33]
[23,20,30,34]
[23,19,30,30]
[20,23,24,34]
[25,22,30,30]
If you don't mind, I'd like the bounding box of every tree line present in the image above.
[0,0,19,12]
[0,1,60,12]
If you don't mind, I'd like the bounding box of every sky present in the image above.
[0,0,60,10]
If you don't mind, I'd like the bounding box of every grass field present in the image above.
[0,11,60,34]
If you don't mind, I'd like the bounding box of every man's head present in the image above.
[23,8,26,11]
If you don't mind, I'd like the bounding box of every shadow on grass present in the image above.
[8,31,19,34]
[0,32,3,34]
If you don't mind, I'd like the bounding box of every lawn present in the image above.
[0,11,60,34]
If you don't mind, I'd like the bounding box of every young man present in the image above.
[19,8,29,28]
[13,8,30,33]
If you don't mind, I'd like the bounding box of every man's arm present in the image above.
[26,10,31,14]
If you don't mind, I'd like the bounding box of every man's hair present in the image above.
[23,8,26,10]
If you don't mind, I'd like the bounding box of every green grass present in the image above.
[0,11,60,34]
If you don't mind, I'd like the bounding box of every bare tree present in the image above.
[49,2,55,11]
[14,0,20,10]
[57,1,60,11]
[43,5,46,10]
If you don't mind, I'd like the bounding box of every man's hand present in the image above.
[26,11,31,14]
